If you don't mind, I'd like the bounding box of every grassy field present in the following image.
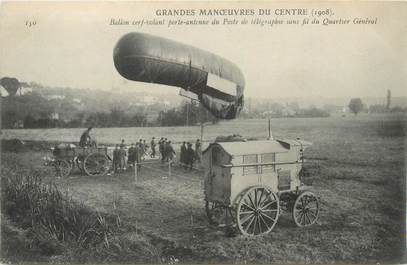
[4,114,404,145]
[1,114,406,264]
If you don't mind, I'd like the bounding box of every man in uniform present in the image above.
[143,140,149,157]
[79,127,93,147]
[118,144,127,171]
[120,139,126,148]
[139,139,145,160]
[134,142,142,170]
[185,142,195,170]
[150,137,156,158]
[165,141,176,163]
[180,141,186,168]
[112,144,120,173]
[120,139,127,166]
[159,138,165,162]
[127,143,135,167]
[195,139,201,163]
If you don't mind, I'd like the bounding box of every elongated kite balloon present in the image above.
[113,32,245,119]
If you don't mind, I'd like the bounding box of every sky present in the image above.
[0,1,406,99]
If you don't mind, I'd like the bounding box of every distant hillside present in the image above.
[1,81,212,128]
[2,80,406,128]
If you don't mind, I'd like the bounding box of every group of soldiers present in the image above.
[111,138,202,173]
[180,139,201,170]
[79,128,202,173]
[158,138,177,162]
[112,138,154,172]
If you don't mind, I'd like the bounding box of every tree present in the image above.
[386,89,391,110]
[369,104,387,113]
[131,113,147,127]
[0,77,21,96]
[348,98,364,115]
[268,103,284,118]
[24,115,37,128]
[287,102,300,115]
[109,108,125,127]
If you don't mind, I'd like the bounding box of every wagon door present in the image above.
[206,146,231,203]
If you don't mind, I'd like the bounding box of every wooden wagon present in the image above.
[51,144,110,177]
[202,139,320,236]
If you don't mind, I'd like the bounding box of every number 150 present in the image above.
[25,21,36,27]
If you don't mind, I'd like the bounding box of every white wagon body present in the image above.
[202,138,319,236]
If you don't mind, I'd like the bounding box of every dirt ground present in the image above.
[1,115,406,264]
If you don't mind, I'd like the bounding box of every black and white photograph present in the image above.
[0,1,406,264]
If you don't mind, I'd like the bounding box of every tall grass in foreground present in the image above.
[2,173,116,248]
[1,161,160,263]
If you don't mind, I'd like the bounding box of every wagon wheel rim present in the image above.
[293,191,319,227]
[54,160,72,178]
[236,186,280,236]
[205,201,235,227]
[83,153,108,176]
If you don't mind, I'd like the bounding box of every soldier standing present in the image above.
[120,139,127,166]
[118,145,127,171]
[138,139,145,160]
[195,139,201,163]
[165,141,176,162]
[112,144,120,173]
[128,143,135,167]
[180,141,186,167]
[150,137,156,158]
[120,139,126,148]
[134,143,141,170]
[143,140,149,157]
[159,138,165,162]
[185,142,195,170]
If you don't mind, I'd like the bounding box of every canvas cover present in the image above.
[203,140,290,157]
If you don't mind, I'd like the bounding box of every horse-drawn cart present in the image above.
[50,144,110,177]
[202,139,320,236]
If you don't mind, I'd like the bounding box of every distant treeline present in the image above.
[368,104,407,114]
[1,92,216,128]
[2,85,407,129]
[21,110,148,129]
[294,107,330,118]
[157,102,218,126]
[239,102,331,119]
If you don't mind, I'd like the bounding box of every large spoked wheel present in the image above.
[205,201,235,227]
[236,186,280,236]
[53,159,72,178]
[83,153,109,176]
[293,191,320,227]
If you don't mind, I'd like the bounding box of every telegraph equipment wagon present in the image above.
[50,144,110,178]
[202,139,320,236]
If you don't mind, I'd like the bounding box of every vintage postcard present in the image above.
[0,1,406,264]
